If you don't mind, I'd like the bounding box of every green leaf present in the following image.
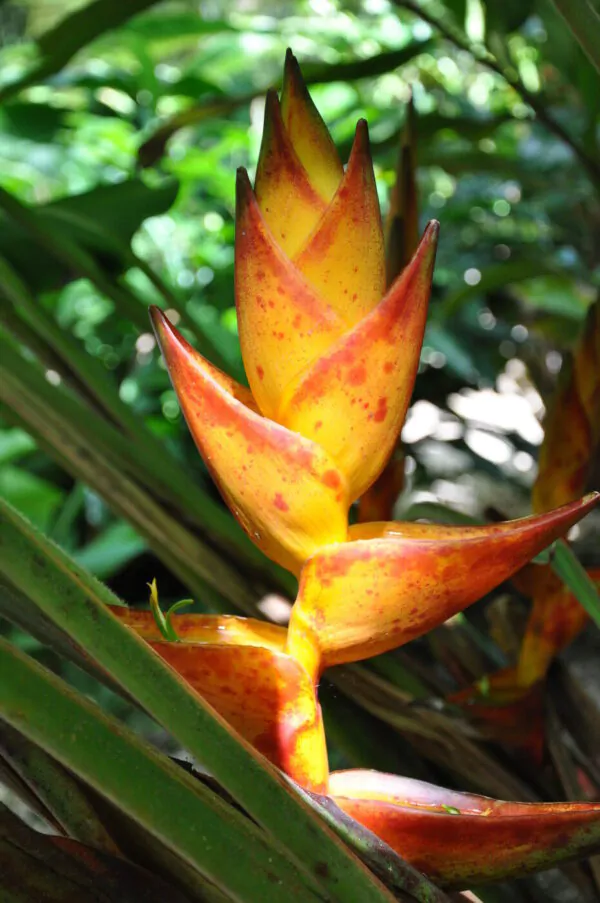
[0,429,36,466]
[1,804,195,903]
[75,521,147,579]
[0,722,120,854]
[0,0,165,103]
[0,643,327,903]
[0,103,66,143]
[482,0,534,34]
[0,180,178,295]
[0,578,125,696]
[0,466,63,532]
[126,10,234,40]
[0,500,398,903]
[439,260,561,319]
[550,0,600,75]
[550,540,600,628]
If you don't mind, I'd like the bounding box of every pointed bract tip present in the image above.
[148,304,167,335]
[282,48,312,104]
[265,87,280,114]
[424,219,440,240]
[283,47,301,82]
[352,118,371,155]
[149,306,180,356]
[412,219,439,264]
[260,88,284,140]
[235,167,253,209]
[567,491,600,521]
[148,307,195,366]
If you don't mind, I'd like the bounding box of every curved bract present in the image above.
[112,609,328,793]
[329,771,600,888]
[150,307,348,575]
[287,495,598,674]
[131,51,600,889]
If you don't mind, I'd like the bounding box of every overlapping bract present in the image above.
[122,52,600,887]
[358,93,418,522]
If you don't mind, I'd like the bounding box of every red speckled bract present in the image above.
[287,494,598,670]
[150,307,348,574]
[330,770,600,888]
[140,51,600,889]
[112,609,328,792]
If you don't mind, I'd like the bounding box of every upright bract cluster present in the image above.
[116,53,600,888]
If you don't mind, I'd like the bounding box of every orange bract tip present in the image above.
[254,89,327,257]
[150,307,349,574]
[292,118,386,323]
[149,306,258,412]
[281,49,343,203]
[278,221,438,501]
[288,493,598,669]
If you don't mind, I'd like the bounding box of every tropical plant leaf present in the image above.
[0,0,164,103]
[0,641,332,903]
[0,499,400,903]
[0,804,194,903]
[550,0,600,74]
[0,181,178,296]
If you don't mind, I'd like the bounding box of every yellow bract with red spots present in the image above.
[112,609,328,793]
[132,52,600,888]
[287,495,598,676]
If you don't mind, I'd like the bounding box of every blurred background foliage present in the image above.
[0,0,599,899]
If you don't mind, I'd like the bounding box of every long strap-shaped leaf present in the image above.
[0,499,396,903]
[0,803,195,903]
[0,639,326,903]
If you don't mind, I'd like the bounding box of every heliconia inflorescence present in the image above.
[114,51,600,889]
